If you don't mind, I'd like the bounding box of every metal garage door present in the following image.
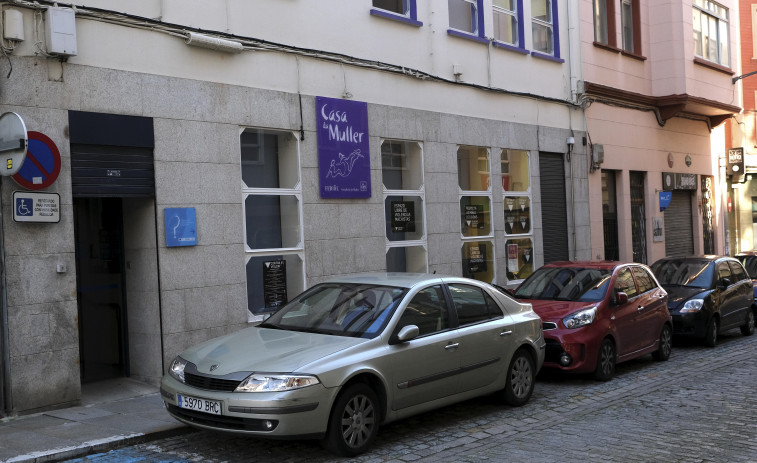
[664,190,694,257]
[539,152,569,263]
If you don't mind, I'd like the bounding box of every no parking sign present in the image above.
[12,131,61,190]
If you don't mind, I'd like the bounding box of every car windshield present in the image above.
[513,267,612,302]
[651,259,714,288]
[737,256,757,279]
[259,283,408,339]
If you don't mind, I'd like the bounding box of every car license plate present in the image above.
[177,394,222,415]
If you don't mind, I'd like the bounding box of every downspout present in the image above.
[0,176,13,417]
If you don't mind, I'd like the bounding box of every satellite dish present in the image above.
[0,112,27,176]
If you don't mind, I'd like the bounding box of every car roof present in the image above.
[541,260,635,270]
[653,255,732,263]
[322,272,457,289]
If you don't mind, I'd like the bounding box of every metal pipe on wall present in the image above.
[0,176,13,417]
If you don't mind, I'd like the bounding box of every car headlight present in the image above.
[680,299,704,313]
[563,307,597,329]
[235,374,320,392]
[169,357,188,383]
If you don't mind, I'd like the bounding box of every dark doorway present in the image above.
[539,152,569,263]
[74,197,128,383]
[602,170,619,261]
[630,171,647,264]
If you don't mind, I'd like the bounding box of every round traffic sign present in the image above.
[12,131,61,190]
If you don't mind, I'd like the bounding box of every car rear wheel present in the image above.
[741,310,755,337]
[704,317,719,347]
[652,324,672,361]
[593,338,616,381]
[503,348,535,406]
[322,383,379,457]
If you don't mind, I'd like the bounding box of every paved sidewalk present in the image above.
[0,378,189,463]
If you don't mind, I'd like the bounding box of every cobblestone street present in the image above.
[69,331,757,463]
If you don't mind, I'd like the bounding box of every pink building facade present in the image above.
[582,0,740,263]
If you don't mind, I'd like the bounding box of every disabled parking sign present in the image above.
[13,191,60,223]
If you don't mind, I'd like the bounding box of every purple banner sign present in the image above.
[316,96,371,198]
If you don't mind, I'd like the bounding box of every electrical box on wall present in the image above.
[44,7,77,56]
[3,9,24,41]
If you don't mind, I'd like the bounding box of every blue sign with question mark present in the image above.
[165,207,197,247]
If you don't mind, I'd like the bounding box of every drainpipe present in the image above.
[0,176,13,417]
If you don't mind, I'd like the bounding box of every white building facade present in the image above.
[0,0,588,414]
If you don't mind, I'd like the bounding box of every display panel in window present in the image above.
[241,129,299,189]
[458,146,490,191]
[381,140,423,190]
[462,240,494,283]
[387,246,427,273]
[504,196,530,234]
[246,254,304,315]
[385,196,424,241]
[244,195,301,250]
[501,149,529,191]
[505,238,533,280]
[460,196,491,237]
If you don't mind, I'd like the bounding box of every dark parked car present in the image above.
[650,255,755,346]
[509,261,672,381]
[735,251,757,306]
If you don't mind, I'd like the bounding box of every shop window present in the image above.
[241,128,304,320]
[693,0,730,67]
[382,140,427,272]
[502,149,533,282]
[531,0,560,58]
[459,146,494,283]
[493,0,523,48]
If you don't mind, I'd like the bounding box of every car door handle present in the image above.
[637,305,645,311]
[500,330,513,336]
[444,342,459,350]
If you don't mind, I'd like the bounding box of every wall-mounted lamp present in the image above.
[566,137,575,161]
[185,32,243,53]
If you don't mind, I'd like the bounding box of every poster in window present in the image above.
[464,204,483,229]
[391,200,416,232]
[316,96,371,199]
[263,260,287,309]
[507,243,519,273]
[468,243,487,273]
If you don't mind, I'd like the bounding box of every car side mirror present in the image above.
[390,325,419,345]
[614,291,628,305]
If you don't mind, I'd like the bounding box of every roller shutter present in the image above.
[664,190,694,257]
[68,111,155,198]
[539,153,569,263]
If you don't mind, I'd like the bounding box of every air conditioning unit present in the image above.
[592,144,605,165]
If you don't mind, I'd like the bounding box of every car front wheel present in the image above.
[593,338,616,381]
[652,324,672,361]
[322,383,380,457]
[704,317,719,347]
[741,310,755,337]
[503,348,535,406]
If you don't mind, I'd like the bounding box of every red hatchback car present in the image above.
[508,261,672,381]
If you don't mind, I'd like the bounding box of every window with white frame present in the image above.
[241,128,305,321]
[493,0,521,46]
[531,0,558,56]
[693,0,730,67]
[371,0,421,24]
[502,149,533,282]
[382,140,428,273]
[449,0,483,36]
[458,146,494,283]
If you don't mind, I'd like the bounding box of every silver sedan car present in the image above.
[160,273,545,456]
